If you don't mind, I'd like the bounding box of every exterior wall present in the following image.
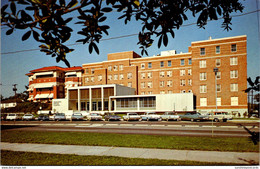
[52,99,68,114]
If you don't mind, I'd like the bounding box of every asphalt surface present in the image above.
[1,120,259,137]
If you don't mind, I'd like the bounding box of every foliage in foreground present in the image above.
[1,130,259,152]
[1,150,239,166]
[1,0,244,67]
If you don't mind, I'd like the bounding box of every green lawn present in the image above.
[1,130,259,152]
[1,150,239,166]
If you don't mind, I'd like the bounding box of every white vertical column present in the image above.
[78,88,81,111]
[137,97,140,111]
[101,87,104,111]
[89,88,92,112]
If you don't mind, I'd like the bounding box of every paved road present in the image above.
[2,120,258,137]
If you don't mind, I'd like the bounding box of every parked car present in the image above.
[207,112,232,122]
[123,113,141,121]
[161,112,181,121]
[140,112,161,121]
[71,113,84,121]
[87,113,103,121]
[54,113,66,121]
[22,114,35,121]
[1,114,7,121]
[104,114,121,121]
[6,113,21,121]
[37,114,49,121]
[180,112,209,122]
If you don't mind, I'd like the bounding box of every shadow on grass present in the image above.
[1,125,37,130]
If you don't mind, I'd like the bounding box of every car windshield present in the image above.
[166,112,174,115]
[25,114,32,116]
[56,113,65,116]
[73,113,82,116]
[9,114,15,116]
[129,113,137,115]
[91,113,98,116]
[148,112,155,115]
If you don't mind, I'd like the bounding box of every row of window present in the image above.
[199,57,238,68]
[200,97,238,107]
[140,79,193,88]
[200,70,238,80]
[200,44,237,55]
[200,83,238,93]
[142,58,192,69]
[140,90,193,95]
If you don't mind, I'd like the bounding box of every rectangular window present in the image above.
[128,82,132,88]
[141,63,145,69]
[141,92,145,95]
[119,64,124,71]
[188,79,192,86]
[188,58,192,65]
[114,74,118,80]
[98,75,102,81]
[200,85,207,93]
[199,60,206,68]
[200,72,207,80]
[160,81,165,87]
[108,66,112,71]
[160,61,164,68]
[217,84,221,92]
[148,91,153,95]
[159,71,165,78]
[231,83,238,92]
[188,69,192,75]
[108,75,112,80]
[147,72,152,78]
[114,65,118,71]
[119,74,124,80]
[230,57,238,65]
[231,97,238,106]
[168,60,172,67]
[160,91,165,94]
[85,69,89,74]
[216,46,220,54]
[148,62,152,68]
[167,80,172,87]
[231,44,237,52]
[141,73,145,79]
[91,76,94,82]
[200,48,205,55]
[167,71,172,77]
[216,59,221,67]
[147,82,153,88]
[141,82,145,88]
[180,69,185,76]
[168,90,172,94]
[85,77,89,82]
[127,72,132,79]
[180,79,186,86]
[180,59,185,66]
[217,98,221,106]
[230,70,238,78]
[200,98,207,106]
[216,72,221,79]
[91,68,95,74]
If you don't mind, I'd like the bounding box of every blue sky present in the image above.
[1,0,260,98]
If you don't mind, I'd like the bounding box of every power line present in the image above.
[1,9,259,55]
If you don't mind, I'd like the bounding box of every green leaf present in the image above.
[6,29,13,35]
[101,7,112,12]
[10,2,16,15]
[63,59,71,68]
[89,42,93,54]
[92,42,99,54]
[22,31,31,41]
[1,4,8,13]
[99,16,107,22]
[158,35,162,48]
[163,33,168,46]
[64,17,73,23]
[33,30,39,41]
[67,0,78,9]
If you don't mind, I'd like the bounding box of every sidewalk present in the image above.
[1,142,259,165]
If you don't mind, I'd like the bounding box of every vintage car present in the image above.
[140,112,161,121]
[54,113,66,121]
[6,113,21,121]
[71,113,84,121]
[160,112,181,121]
[22,114,35,121]
[207,112,233,122]
[37,114,49,121]
[123,113,141,121]
[104,114,121,121]
[180,112,209,122]
[87,113,103,121]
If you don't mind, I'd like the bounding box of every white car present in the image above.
[6,113,20,121]
[87,113,102,121]
[123,113,141,121]
[22,114,35,121]
[141,112,161,121]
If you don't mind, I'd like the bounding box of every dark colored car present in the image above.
[104,114,121,121]
[71,113,84,121]
[38,114,49,121]
[180,112,209,122]
[54,113,66,121]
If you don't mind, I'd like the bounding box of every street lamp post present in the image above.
[212,67,219,137]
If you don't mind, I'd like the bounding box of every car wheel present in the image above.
[223,119,227,122]
[147,118,149,121]
[191,118,194,122]
[214,118,219,122]
[166,118,169,121]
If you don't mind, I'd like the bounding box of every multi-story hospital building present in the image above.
[26,35,248,115]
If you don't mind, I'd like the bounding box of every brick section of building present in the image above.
[26,35,248,114]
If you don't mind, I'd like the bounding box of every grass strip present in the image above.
[1,130,259,152]
[1,150,239,166]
